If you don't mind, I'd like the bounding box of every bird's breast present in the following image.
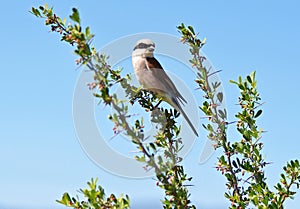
[132,56,145,71]
[132,56,148,82]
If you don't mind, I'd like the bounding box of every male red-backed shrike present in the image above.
[132,39,198,137]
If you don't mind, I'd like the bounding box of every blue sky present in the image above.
[1,1,300,208]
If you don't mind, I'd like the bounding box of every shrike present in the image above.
[132,39,198,137]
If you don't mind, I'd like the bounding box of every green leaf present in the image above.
[149,142,156,151]
[69,8,80,23]
[31,7,42,17]
[254,110,262,118]
[251,71,256,81]
[218,109,226,119]
[238,84,245,91]
[232,160,238,168]
[85,26,90,37]
[177,23,185,30]
[57,192,72,206]
[188,25,195,35]
[247,75,252,84]
[217,92,223,103]
[238,76,242,84]
[219,155,226,164]
[134,155,145,162]
[229,79,238,85]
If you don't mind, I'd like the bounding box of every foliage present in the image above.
[31,5,95,65]
[31,5,195,209]
[31,5,300,209]
[57,178,130,209]
[177,23,300,208]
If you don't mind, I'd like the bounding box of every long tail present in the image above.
[171,97,198,137]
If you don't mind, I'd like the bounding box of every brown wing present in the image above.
[146,57,187,104]
[145,57,198,136]
[146,56,164,69]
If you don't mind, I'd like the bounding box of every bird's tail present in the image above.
[171,97,198,137]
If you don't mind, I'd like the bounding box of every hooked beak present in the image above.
[147,46,155,53]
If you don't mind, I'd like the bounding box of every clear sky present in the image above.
[1,1,300,209]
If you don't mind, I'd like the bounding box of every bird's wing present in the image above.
[145,57,187,104]
[144,57,198,136]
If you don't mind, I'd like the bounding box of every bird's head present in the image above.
[132,39,155,57]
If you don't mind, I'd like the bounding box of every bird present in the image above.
[132,39,198,137]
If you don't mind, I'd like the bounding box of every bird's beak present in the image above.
[147,46,155,53]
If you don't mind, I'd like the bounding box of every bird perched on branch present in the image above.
[132,39,198,137]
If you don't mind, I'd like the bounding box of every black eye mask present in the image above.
[133,42,155,50]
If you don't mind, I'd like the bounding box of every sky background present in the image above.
[1,0,300,208]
